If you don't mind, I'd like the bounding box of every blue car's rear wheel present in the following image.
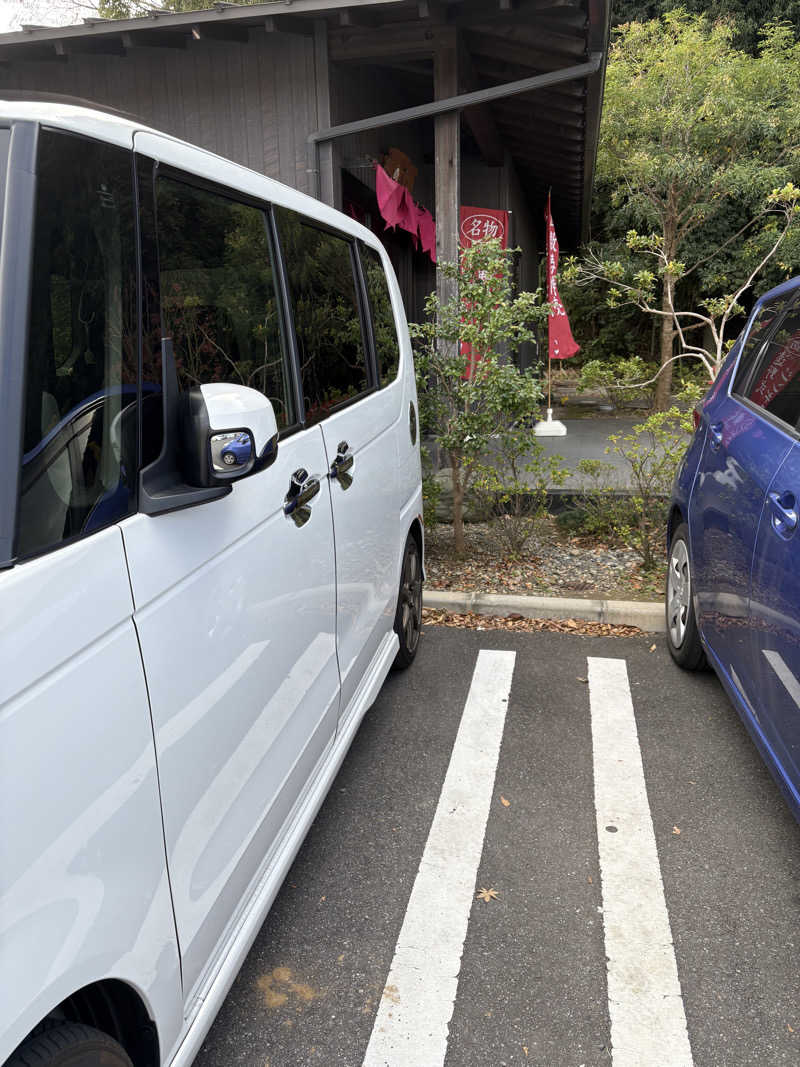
[665,522,706,670]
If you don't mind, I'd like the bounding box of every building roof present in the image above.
[0,0,610,246]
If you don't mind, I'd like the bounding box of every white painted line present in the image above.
[588,657,694,1067]
[362,649,516,1067]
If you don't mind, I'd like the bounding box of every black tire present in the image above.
[5,1022,133,1067]
[392,533,423,671]
[665,522,706,670]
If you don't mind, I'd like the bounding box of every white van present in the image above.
[0,99,423,1067]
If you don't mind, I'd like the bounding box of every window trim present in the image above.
[0,120,37,569]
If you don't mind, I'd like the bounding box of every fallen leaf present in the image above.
[588,875,593,884]
[523,1047,529,1057]
[577,676,588,683]
[500,795,511,807]
[565,618,578,628]
[650,643,657,652]
[476,887,499,903]
[672,826,681,835]
[788,1024,794,1033]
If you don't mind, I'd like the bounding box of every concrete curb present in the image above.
[423,589,665,632]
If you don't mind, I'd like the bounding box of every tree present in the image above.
[410,239,548,556]
[613,0,800,55]
[565,13,800,408]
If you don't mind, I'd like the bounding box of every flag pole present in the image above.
[535,189,567,437]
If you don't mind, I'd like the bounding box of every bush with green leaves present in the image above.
[473,439,568,557]
[577,356,654,409]
[410,238,549,555]
[563,384,702,569]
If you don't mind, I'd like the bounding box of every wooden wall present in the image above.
[0,30,321,195]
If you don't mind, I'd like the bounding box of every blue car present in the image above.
[220,431,253,467]
[667,276,800,821]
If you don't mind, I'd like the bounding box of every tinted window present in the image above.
[17,131,137,558]
[275,207,369,426]
[745,300,800,429]
[360,241,400,385]
[732,292,795,397]
[157,178,295,430]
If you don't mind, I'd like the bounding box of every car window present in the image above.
[732,292,796,398]
[16,130,137,559]
[744,299,800,430]
[359,241,400,386]
[274,206,370,426]
[156,178,296,431]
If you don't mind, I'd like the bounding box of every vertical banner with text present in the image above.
[459,206,510,378]
[545,194,579,362]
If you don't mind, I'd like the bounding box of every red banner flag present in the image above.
[459,206,509,250]
[545,194,579,361]
[458,206,510,379]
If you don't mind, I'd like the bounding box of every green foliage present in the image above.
[410,239,549,553]
[577,356,653,408]
[567,12,800,403]
[613,0,800,55]
[564,388,700,569]
[420,445,442,532]
[98,0,241,14]
[473,440,568,557]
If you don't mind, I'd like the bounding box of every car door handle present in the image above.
[284,468,320,516]
[768,490,798,535]
[709,422,723,451]
[329,440,354,482]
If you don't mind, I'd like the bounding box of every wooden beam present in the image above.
[458,35,504,166]
[329,23,436,62]
[467,21,586,59]
[418,0,446,19]
[435,28,459,316]
[338,8,376,27]
[264,14,314,35]
[466,30,585,70]
[190,23,249,43]
[121,30,188,49]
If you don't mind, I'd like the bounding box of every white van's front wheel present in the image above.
[392,534,422,670]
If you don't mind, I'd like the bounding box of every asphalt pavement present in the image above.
[194,626,800,1067]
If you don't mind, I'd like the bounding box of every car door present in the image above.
[274,211,401,720]
[690,290,797,704]
[744,300,800,793]
[120,146,340,1007]
[1,127,183,1058]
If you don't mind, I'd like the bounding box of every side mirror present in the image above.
[182,383,279,488]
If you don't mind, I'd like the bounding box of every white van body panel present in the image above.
[0,104,422,1066]
[0,528,183,1061]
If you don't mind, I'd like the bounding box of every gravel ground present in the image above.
[424,518,664,601]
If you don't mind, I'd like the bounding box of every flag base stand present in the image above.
[534,408,567,437]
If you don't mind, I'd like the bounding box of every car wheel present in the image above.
[665,522,706,670]
[392,534,423,671]
[222,452,236,466]
[5,1022,133,1067]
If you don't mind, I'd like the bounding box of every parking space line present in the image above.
[588,657,694,1067]
[362,649,516,1067]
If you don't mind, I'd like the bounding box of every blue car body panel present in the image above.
[672,278,800,824]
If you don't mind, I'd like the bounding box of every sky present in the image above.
[0,0,98,33]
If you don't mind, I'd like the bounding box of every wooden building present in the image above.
[0,0,610,326]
